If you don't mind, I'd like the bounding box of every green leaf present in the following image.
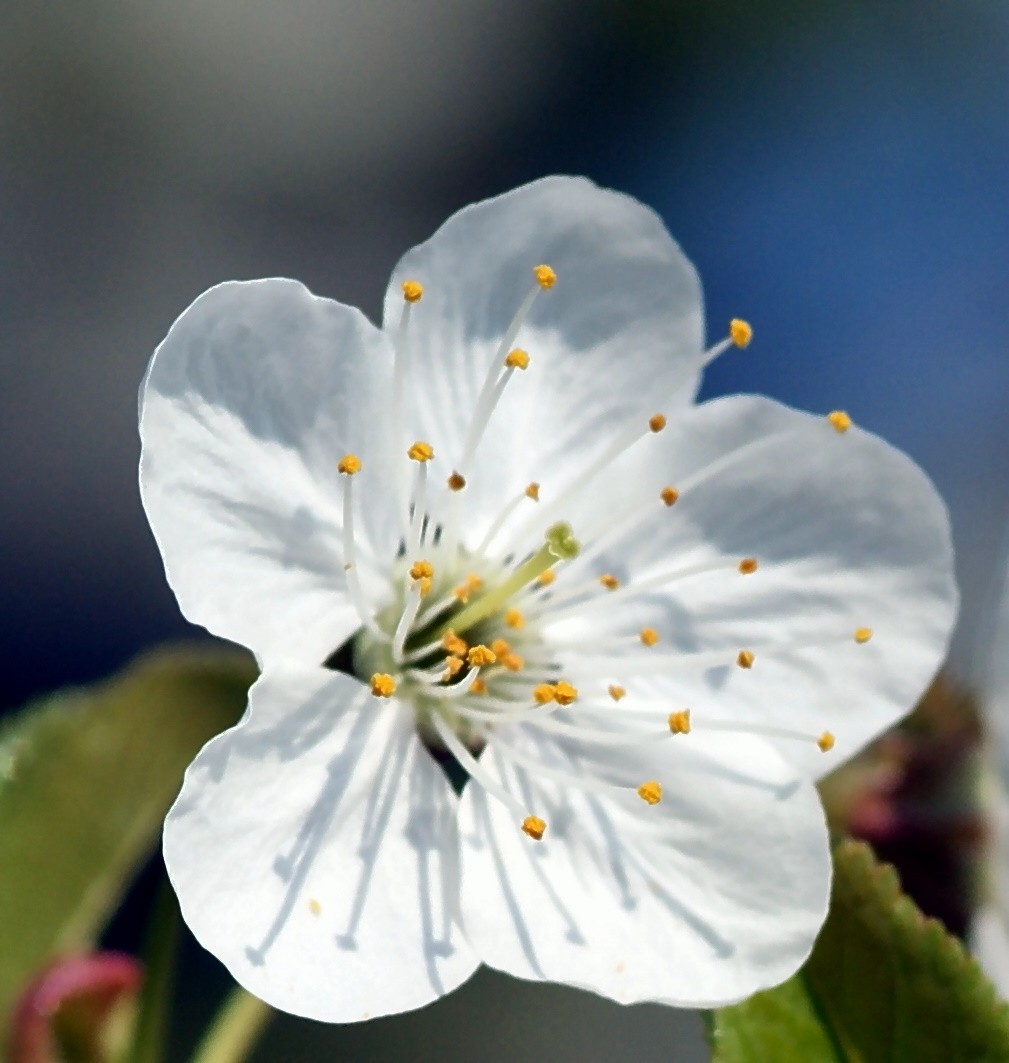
[710,840,1009,1063]
[0,646,256,1021]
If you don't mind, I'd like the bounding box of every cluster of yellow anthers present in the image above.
[340,263,870,844]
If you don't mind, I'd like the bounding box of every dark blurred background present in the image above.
[3,2,1008,1059]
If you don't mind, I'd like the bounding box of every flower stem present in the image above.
[189,987,273,1063]
[124,878,180,1063]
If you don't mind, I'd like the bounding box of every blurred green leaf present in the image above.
[711,840,1009,1063]
[0,646,256,1022]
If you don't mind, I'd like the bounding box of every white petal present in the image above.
[456,727,830,1007]
[140,279,401,664]
[163,664,478,1022]
[382,176,704,534]
[547,394,957,778]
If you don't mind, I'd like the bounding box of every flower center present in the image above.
[330,266,859,839]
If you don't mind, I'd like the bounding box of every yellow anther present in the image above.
[402,279,424,303]
[471,677,488,696]
[370,673,396,698]
[522,815,547,840]
[525,482,541,501]
[490,638,511,658]
[533,683,557,705]
[500,652,525,673]
[537,569,556,587]
[418,577,432,597]
[442,655,464,680]
[441,630,468,657]
[408,440,434,462]
[827,410,852,434]
[660,486,679,507]
[409,560,434,581]
[453,573,484,602]
[447,471,467,492]
[337,454,362,475]
[637,780,663,805]
[534,264,557,290]
[649,413,667,433]
[738,557,758,575]
[308,898,322,915]
[504,608,525,629]
[668,709,691,734]
[599,573,621,590]
[554,681,578,706]
[729,318,753,348]
[737,649,755,669]
[640,627,660,647]
[608,684,627,702]
[854,627,873,644]
[467,645,497,668]
[818,731,836,752]
[505,348,530,370]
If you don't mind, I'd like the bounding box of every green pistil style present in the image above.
[429,522,580,642]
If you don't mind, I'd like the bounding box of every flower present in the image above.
[139,176,957,1022]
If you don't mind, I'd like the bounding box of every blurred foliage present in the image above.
[710,840,1009,1062]
[0,647,255,1026]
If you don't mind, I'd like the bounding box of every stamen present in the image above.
[736,650,755,669]
[536,555,766,626]
[599,574,620,590]
[455,270,553,480]
[401,280,424,303]
[640,627,660,647]
[533,264,557,289]
[553,681,578,706]
[447,471,467,492]
[467,645,497,667]
[429,714,532,827]
[475,485,540,555]
[408,441,434,463]
[453,573,484,603]
[608,685,626,701]
[682,714,837,752]
[504,608,525,629]
[442,630,469,657]
[827,410,852,433]
[442,655,464,680]
[470,677,489,696]
[729,319,752,347]
[340,463,386,640]
[637,781,663,805]
[649,414,667,433]
[338,454,362,475]
[738,557,758,575]
[370,673,396,698]
[537,569,556,587]
[533,683,558,705]
[409,560,434,581]
[702,318,752,368]
[668,710,691,734]
[660,486,679,507]
[854,627,873,644]
[392,583,424,661]
[522,816,547,840]
[504,348,530,370]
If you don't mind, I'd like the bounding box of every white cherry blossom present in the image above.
[139,176,957,1022]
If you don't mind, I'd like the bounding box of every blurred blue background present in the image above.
[2,1,1008,1059]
